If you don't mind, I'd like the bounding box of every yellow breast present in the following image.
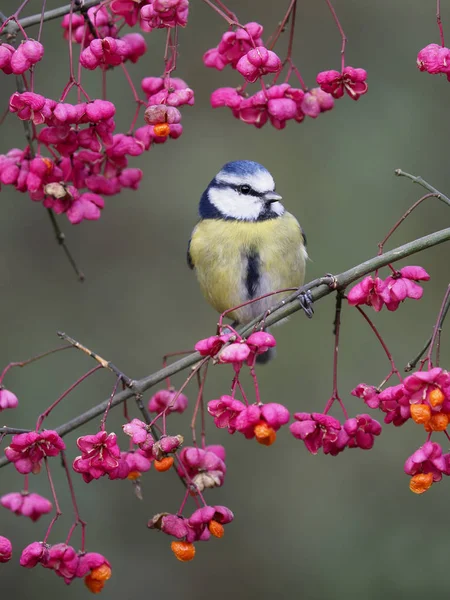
[189,213,307,323]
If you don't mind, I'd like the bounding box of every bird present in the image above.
[187,160,308,362]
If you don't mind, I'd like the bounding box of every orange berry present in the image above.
[409,472,433,494]
[171,541,195,562]
[84,564,111,594]
[154,456,174,472]
[254,421,276,446]
[410,403,431,424]
[84,575,105,594]
[429,388,445,407]
[127,470,141,481]
[423,422,432,432]
[429,412,449,431]
[208,520,224,538]
[154,123,170,137]
[90,564,112,582]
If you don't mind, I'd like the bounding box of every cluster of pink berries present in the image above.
[353,367,450,494]
[347,266,430,312]
[1,491,52,522]
[0,39,44,75]
[204,22,368,129]
[2,74,192,222]
[4,430,65,475]
[149,504,233,562]
[0,0,193,226]
[61,2,188,41]
[20,543,111,593]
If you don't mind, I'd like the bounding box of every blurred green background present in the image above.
[1,0,450,598]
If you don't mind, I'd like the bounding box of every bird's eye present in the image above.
[239,184,251,195]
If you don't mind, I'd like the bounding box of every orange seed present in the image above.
[127,470,141,481]
[154,123,170,137]
[409,472,433,494]
[154,456,174,472]
[208,520,224,538]
[429,388,445,407]
[84,576,105,594]
[171,541,195,562]
[254,421,276,446]
[429,412,449,431]
[410,403,431,424]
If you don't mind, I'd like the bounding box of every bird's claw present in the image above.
[298,290,314,319]
[324,273,338,290]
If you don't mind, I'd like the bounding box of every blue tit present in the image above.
[188,160,308,360]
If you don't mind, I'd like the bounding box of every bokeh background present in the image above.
[1,0,450,598]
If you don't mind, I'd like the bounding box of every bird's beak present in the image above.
[263,191,282,203]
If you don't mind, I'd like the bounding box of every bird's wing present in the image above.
[187,237,194,270]
[300,224,307,247]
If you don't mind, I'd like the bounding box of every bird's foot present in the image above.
[323,273,338,290]
[297,290,314,319]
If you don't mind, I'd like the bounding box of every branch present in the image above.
[0,225,448,469]
[2,0,102,35]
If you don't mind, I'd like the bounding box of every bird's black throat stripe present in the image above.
[245,249,260,299]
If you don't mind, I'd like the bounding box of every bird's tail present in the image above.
[255,346,276,365]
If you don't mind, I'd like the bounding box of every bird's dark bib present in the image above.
[245,249,260,299]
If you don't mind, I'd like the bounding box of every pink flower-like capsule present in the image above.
[10,40,44,74]
[301,88,334,119]
[343,414,382,449]
[0,43,15,74]
[110,0,141,26]
[204,22,264,70]
[403,367,450,409]
[9,92,48,125]
[404,441,450,483]
[317,66,368,100]
[5,431,65,475]
[194,334,232,357]
[207,395,245,433]
[210,87,243,110]
[417,43,450,74]
[0,388,18,411]
[1,491,52,522]
[152,434,184,460]
[236,47,282,83]
[119,168,143,190]
[187,505,234,541]
[0,536,12,563]
[380,266,430,311]
[121,33,147,64]
[235,403,290,445]
[351,383,380,409]
[72,431,121,482]
[177,445,226,491]
[123,418,154,447]
[20,541,49,568]
[45,543,79,584]
[377,384,411,426]
[66,192,105,225]
[80,36,129,69]
[218,342,251,365]
[148,389,188,414]
[347,275,386,311]
[142,76,194,107]
[148,512,190,539]
[246,332,277,355]
[290,412,345,455]
[140,0,189,31]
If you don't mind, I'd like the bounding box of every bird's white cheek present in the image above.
[270,202,285,216]
[208,188,262,220]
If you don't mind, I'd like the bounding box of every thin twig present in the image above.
[395,169,450,207]
[2,0,102,35]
